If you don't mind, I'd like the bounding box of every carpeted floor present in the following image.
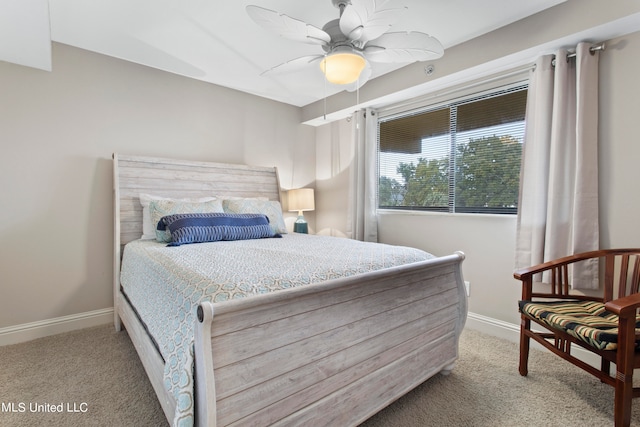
[0,324,637,426]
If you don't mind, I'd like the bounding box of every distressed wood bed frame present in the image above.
[112,153,468,426]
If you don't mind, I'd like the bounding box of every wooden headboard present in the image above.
[113,153,281,246]
[112,153,281,308]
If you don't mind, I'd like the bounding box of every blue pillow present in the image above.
[157,213,281,246]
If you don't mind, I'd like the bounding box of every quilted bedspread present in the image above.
[119,233,434,427]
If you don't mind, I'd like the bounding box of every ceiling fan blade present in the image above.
[260,55,324,76]
[364,31,444,63]
[339,0,407,42]
[246,5,331,46]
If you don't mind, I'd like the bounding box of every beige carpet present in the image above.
[0,324,637,426]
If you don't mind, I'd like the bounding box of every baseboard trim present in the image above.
[0,308,113,346]
[464,311,601,368]
[465,311,520,341]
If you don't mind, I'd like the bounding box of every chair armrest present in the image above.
[515,249,640,302]
[514,250,609,302]
[514,250,605,281]
[605,293,640,318]
[514,249,640,281]
[605,294,640,363]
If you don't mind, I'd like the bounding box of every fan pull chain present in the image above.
[323,71,327,121]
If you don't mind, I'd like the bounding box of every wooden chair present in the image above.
[515,249,640,427]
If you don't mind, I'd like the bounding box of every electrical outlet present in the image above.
[464,281,470,296]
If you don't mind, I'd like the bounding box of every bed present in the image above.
[112,153,467,427]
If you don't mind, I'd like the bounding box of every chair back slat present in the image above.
[550,265,571,296]
[604,255,615,302]
[619,254,630,297]
[562,265,570,295]
[550,267,556,294]
[631,256,640,294]
[604,252,640,301]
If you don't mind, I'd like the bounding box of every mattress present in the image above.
[120,233,434,427]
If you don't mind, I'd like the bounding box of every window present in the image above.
[378,84,527,214]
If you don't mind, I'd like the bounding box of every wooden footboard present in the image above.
[194,252,466,427]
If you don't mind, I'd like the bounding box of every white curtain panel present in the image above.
[515,42,600,289]
[346,108,378,242]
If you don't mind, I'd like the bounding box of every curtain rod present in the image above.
[566,42,606,59]
[552,42,605,66]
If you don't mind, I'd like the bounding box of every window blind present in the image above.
[378,84,527,214]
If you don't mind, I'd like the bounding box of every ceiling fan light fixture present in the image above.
[320,48,367,85]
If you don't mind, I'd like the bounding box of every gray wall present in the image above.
[0,43,315,329]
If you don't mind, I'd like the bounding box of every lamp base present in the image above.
[293,215,308,234]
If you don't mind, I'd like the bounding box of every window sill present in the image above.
[377,208,517,220]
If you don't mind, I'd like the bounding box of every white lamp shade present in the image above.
[319,48,367,85]
[288,188,315,212]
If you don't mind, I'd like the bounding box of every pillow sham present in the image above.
[139,194,218,240]
[149,199,224,242]
[157,213,280,246]
[222,199,287,235]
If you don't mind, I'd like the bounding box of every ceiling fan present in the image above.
[246,0,444,91]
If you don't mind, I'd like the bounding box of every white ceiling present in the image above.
[3,0,568,107]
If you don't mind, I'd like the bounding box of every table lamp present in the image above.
[288,188,315,233]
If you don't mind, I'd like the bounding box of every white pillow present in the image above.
[149,199,225,242]
[222,199,287,235]
[139,194,218,240]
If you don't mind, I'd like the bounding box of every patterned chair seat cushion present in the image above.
[519,300,640,351]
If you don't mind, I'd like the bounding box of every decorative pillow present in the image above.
[222,199,287,235]
[149,199,224,242]
[157,213,280,247]
[139,194,218,240]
